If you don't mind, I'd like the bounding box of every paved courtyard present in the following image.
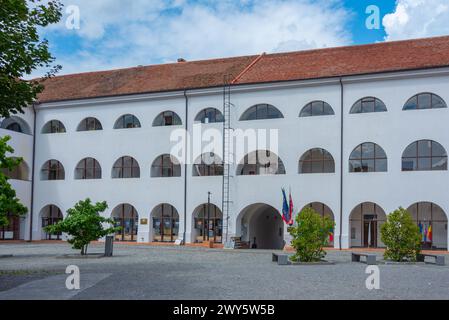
[1,242,449,300]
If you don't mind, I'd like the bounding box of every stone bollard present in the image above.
[104,236,114,257]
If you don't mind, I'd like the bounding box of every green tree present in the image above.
[1,0,62,118]
[0,135,28,226]
[288,207,335,263]
[380,207,421,262]
[45,199,120,255]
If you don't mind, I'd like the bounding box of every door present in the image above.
[363,216,377,247]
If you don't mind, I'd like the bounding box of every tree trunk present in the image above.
[84,243,89,255]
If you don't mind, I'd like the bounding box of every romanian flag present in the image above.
[428,225,432,242]
[329,229,334,243]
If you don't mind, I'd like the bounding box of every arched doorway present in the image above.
[301,202,335,247]
[40,205,63,240]
[192,204,223,243]
[349,202,386,248]
[0,213,21,240]
[111,204,138,242]
[151,204,179,242]
[407,202,448,250]
[238,203,284,249]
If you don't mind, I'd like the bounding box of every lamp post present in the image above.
[207,191,211,241]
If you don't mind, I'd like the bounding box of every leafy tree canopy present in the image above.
[0,135,28,226]
[0,0,62,118]
[381,207,422,262]
[289,207,335,263]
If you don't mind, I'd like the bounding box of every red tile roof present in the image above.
[37,36,449,103]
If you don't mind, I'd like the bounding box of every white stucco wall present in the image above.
[3,67,446,250]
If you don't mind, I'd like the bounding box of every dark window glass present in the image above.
[300,101,335,117]
[153,111,182,127]
[114,115,141,129]
[112,157,140,178]
[402,140,448,171]
[41,160,65,180]
[403,93,447,110]
[42,120,66,134]
[350,97,387,114]
[237,150,286,175]
[75,158,102,180]
[349,143,387,173]
[77,118,102,131]
[193,153,224,176]
[299,148,335,174]
[151,155,181,177]
[5,122,22,133]
[240,104,283,121]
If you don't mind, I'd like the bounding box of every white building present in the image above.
[1,36,449,251]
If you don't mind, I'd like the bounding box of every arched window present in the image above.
[114,114,141,129]
[403,93,447,110]
[349,143,387,172]
[349,202,386,248]
[152,111,182,127]
[112,204,138,242]
[1,158,29,181]
[77,117,103,131]
[41,205,63,240]
[151,204,179,242]
[402,140,447,171]
[193,204,223,243]
[237,150,286,175]
[112,156,140,178]
[240,104,283,121]
[350,97,387,114]
[407,202,448,250]
[299,101,335,117]
[299,148,335,174]
[42,120,66,134]
[151,154,181,177]
[40,160,65,180]
[1,117,32,135]
[75,158,102,180]
[193,153,223,176]
[195,108,224,124]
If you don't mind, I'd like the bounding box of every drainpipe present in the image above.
[339,78,344,250]
[28,104,37,242]
[183,90,188,245]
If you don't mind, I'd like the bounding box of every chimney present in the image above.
[177,58,187,63]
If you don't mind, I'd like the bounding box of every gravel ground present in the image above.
[1,243,449,300]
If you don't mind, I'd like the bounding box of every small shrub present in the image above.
[45,199,120,255]
[288,207,335,263]
[380,207,421,262]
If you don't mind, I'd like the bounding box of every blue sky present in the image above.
[35,0,449,77]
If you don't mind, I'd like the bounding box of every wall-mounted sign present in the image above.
[140,218,148,225]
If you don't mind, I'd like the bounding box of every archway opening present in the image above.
[407,202,448,250]
[111,204,138,242]
[0,213,21,240]
[192,204,223,244]
[301,202,335,247]
[151,204,179,243]
[349,202,386,248]
[40,205,63,240]
[238,203,284,249]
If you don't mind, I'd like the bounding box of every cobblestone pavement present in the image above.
[1,243,449,300]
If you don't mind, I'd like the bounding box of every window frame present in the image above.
[239,104,284,121]
[299,148,335,174]
[349,142,388,173]
[299,101,335,117]
[112,156,140,179]
[41,160,65,180]
[75,158,102,180]
[403,93,447,111]
[402,140,448,171]
[42,120,66,134]
[350,97,387,114]
[114,114,141,129]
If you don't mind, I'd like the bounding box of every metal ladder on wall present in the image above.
[222,75,233,244]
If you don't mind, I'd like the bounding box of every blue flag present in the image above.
[281,188,290,224]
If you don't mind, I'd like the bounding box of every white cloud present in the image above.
[35,0,352,77]
[383,0,449,41]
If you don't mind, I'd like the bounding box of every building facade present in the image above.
[1,36,448,251]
